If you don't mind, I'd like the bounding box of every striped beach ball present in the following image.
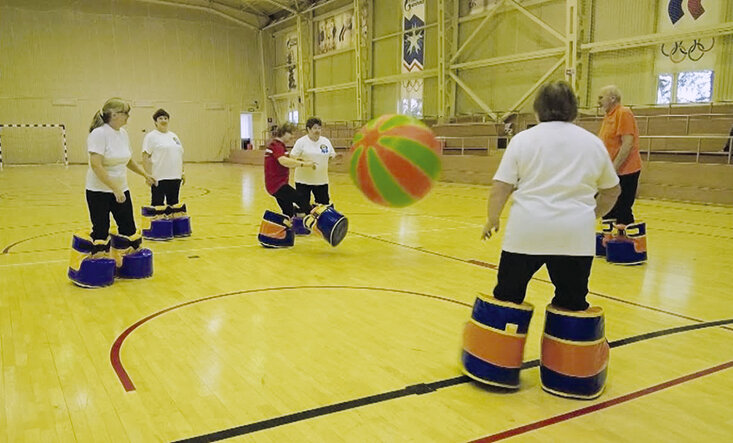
[350,114,441,207]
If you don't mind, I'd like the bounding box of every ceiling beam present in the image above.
[263,0,341,30]
[582,21,733,53]
[259,0,298,14]
[239,1,269,16]
[135,0,262,29]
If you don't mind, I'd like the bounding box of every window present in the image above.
[399,97,423,118]
[656,70,713,104]
[657,74,673,104]
[677,70,713,103]
[288,110,299,124]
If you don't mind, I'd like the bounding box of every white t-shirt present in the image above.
[493,121,619,256]
[85,124,132,193]
[142,129,184,180]
[290,135,336,185]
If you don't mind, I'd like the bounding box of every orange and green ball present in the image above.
[349,114,441,207]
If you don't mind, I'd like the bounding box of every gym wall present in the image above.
[0,0,263,163]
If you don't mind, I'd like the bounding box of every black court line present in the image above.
[1,229,74,254]
[0,220,88,231]
[175,318,733,442]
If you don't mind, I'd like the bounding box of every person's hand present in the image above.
[481,218,500,240]
[303,161,316,170]
[181,173,186,186]
[113,188,127,204]
[145,174,157,187]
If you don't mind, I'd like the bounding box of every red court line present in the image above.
[110,286,472,392]
[467,259,498,270]
[471,360,733,442]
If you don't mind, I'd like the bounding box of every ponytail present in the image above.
[89,110,106,133]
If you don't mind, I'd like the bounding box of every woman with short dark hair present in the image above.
[142,108,184,206]
[532,81,578,122]
[461,81,622,399]
[289,116,341,206]
[482,81,620,311]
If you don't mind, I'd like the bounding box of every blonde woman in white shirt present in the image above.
[86,98,156,242]
[289,117,342,206]
[142,109,184,206]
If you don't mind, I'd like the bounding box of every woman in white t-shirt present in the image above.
[289,117,342,205]
[142,109,184,205]
[86,98,156,241]
[482,81,621,311]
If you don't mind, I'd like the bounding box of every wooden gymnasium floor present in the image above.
[0,163,731,442]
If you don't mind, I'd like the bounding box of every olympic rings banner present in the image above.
[660,0,716,64]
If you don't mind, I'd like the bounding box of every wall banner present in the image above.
[316,11,354,55]
[401,0,425,116]
[285,32,298,91]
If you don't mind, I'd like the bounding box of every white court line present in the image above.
[348,199,482,228]
[367,224,480,237]
[0,259,67,268]
[0,243,260,268]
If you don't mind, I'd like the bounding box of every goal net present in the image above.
[0,124,68,168]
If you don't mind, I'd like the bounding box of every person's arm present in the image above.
[289,139,303,161]
[141,152,153,175]
[141,133,154,175]
[127,159,157,186]
[327,141,343,161]
[179,136,185,185]
[595,184,621,218]
[89,153,126,203]
[613,134,634,171]
[278,156,315,169]
[481,180,515,240]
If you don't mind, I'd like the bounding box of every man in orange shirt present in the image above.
[597,85,641,225]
